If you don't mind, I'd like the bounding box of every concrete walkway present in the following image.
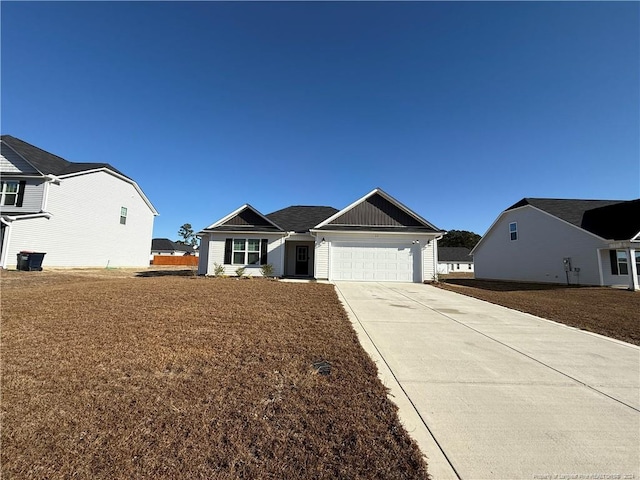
[334,282,640,480]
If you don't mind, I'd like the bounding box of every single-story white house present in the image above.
[197,188,444,282]
[1,135,158,268]
[437,247,474,274]
[471,198,640,290]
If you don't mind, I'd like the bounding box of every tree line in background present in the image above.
[438,230,481,249]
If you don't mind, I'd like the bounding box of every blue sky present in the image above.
[2,1,638,240]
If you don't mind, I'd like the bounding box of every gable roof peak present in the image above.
[314,188,443,232]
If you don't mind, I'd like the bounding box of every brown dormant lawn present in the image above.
[1,270,428,479]
[435,278,640,346]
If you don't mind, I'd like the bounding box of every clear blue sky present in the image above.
[2,1,638,240]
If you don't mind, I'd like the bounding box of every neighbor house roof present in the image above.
[151,238,195,253]
[1,135,129,178]
[507,197,640,241]
[266,206,339,233]
[151,238,177,251]
[438,247,472,262]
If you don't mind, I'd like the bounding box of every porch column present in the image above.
[627,247,639,291]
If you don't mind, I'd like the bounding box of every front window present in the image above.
[233,239,261,265]
[509,222,518,241]
[616,250,628,275]
[120,206,128,225]
[1,181,19,206]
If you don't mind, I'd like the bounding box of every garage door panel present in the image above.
[330,242,416,282]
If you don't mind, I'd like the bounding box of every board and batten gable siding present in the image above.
[0,147,39,174]
[326,194,423,227]
[202,233,285,277]
[3,171,154,268]
[473,206,606,285]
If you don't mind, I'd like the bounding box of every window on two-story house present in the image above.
[509,222,518,241]
[120,207,128,225]
[1,181,24,207]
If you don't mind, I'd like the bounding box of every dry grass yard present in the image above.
[435,278,640,346]
[1,269,428,479]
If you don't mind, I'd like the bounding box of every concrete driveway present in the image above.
[334,282,639,480]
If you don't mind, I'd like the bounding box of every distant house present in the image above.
[0,135,158,268]
[150,238,197,260]
[198,188,444,282]
[472,198,640,290]
[437,247,473,274]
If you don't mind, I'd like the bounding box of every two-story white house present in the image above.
[0,135,158,268]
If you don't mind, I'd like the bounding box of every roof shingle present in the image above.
[1,135,129,178]
[507,197,640,240]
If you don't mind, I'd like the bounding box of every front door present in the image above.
[295,245,309,275]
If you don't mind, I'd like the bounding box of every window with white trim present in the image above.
[609,249,639,276]
[120,206,128,225]
[1,181,20,206]
[233,239,261,265]
[509,222,518,241]
[616,250,628,275]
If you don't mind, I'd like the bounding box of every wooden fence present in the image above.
[151,255,199,266]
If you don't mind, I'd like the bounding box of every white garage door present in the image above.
[330,243,415,282]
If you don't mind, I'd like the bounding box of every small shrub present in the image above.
[235,267,246,278]
[260,263,274,278]
[213,263,225,277]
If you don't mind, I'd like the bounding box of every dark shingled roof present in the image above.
[1,135,129,178]
[438,247,472,262]
[151,238,195,253]
[266,206,339,233]
[507,198,640,240]
[151,238,178,251]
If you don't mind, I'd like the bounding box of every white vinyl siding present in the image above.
[474,206,607,286]
[201,233,285,277]
[314,240,329,279]
[1,171,155,268]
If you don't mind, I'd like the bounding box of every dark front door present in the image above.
[295,245,309,275]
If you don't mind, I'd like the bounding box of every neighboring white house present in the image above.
[437,247,474,274]
[0,135,158,268]
[197,188,444,282]
[472,198,640,290]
